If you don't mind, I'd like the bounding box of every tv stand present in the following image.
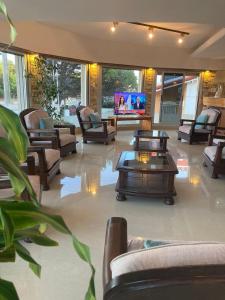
[110,115,152,131]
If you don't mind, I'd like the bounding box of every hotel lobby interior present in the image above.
[1,1,225,299]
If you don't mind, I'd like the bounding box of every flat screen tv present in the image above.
[114,92,146,115]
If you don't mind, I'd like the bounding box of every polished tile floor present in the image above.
[2,130,225,300]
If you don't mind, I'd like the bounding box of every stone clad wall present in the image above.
[88,63,102,113]
[142,68,156,115]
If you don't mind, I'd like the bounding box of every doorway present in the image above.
[153,72,200,125]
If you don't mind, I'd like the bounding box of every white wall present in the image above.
[1,21,225,70]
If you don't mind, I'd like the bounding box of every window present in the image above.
[47,58,87,125]
[101,67,142,119]
[0,52,27,113]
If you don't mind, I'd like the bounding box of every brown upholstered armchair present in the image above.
[0,125,61,191]
[178,107,221,144]
[103,217,225,300]
[20,108,77,157]
[203,127,225,178]
[76,105,116,145]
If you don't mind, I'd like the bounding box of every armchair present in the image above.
[103,217,225,300]
[203,127,225,178]
[76,105,116,145]
[20,108,77,157]
[178,108,221,144]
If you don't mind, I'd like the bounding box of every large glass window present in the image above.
[0,52,27,113]
[47,58,87,125]
[101,67,142,118]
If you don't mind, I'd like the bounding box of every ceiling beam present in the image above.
[191,28,225,57]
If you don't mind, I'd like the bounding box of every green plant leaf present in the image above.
[0,278,19,300]
[0,245,15,262]
[15,229,58,247]
[0,138,38,204]
[0,208,14,249]
[0,105,28,163]
[73,237,96,300]
[0,0,17,45]
[15,241,41,278]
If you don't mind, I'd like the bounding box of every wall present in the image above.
[88,63,102,112]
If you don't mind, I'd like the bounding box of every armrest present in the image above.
[29,136,58,149]
[180,119,195,125]
[101,118,115,127]
[27,129,58,134]
[27,146,47,171]
[54,124,76,135]
[215,142,225,163]
[103,217,127,290]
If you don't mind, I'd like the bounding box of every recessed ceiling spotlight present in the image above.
[111,22,118,33]
[178,33,184,44]
[148,26,154,39]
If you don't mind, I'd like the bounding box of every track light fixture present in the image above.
[148,27,154,39]
[111,22,118,33]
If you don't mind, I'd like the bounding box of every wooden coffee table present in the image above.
[115,151,178,205]
[134,130,169,152]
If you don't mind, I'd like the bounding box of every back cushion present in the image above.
[24,110,49,130]
[80,107,94,130]
[201,108,220,130]
[111,242,225,279]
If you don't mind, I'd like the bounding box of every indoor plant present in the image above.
[0,2,95,299]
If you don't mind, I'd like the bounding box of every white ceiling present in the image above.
[45,22,219,50]
[2,0,225,60]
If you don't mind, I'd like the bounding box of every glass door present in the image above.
[153,72,200,125]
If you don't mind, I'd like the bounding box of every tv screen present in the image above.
[114,92,146,115]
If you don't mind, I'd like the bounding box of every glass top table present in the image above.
[133,130,169,152]
[115,151,178,205]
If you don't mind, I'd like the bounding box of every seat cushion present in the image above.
[60,133,76,146]
[86,125,116,134]
[178,125,191,134]
[31,149,60,170]
[204,146,225,162]
[213,138,225,145]
[111,242,225,279]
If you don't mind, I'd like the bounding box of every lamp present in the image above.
[148,26,154,39]
[111,22,118,33]
[178,33,184,44]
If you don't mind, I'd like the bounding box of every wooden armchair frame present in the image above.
[76,105,116,145]
[203,127,225,178]
[178,109,221,144]
[103,217,225,300]
[20,108,77,157]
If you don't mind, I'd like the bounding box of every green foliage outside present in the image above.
[102,68,138,108]
[0,60,17,99]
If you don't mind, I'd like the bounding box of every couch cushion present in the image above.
[201,108,220,130]
[86,125,116,134]
[111,242,225,279]
[60,134,76,146]
[213,138,225,145]
[31,149,60,170]
[195,114,209,129]
[89,112,102,128]
[24,110,49,130]
[178,125,191,134]
[80,107,94,130]
[204,146,225,162]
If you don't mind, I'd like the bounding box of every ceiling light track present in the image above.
[127,22,190,36]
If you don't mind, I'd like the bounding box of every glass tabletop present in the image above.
[134,130,169,138]
[119,151,170,171]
